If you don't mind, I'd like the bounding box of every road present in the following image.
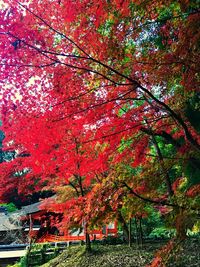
[0,249,26,258]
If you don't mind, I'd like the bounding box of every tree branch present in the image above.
[123,182,200,214]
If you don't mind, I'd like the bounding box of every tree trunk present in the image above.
[134,217,139,246]
[117,211,129,242]
[144,119,173,196]
[138,217,143,247]
[128,218,132,247]
[85,231,91,252]
[175,210,188,241]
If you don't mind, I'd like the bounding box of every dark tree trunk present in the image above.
[134,217,139,246]
[138,217,143,247]
[117,211,129,242]
[85,231,91,252]
[128,218,132,247]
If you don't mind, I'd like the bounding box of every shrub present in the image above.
[101,235,124,245]
[148,227,176,239]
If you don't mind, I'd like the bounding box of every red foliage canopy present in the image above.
[0,2,199,256]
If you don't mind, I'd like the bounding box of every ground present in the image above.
[41,244,152,267]
[40,238,200,267]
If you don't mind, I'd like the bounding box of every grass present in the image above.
[41,238,200,267]
[41,244,154,267]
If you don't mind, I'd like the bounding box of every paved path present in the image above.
[0,249,26,258]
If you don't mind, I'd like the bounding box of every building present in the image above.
[0,207,22,244]
[19,200,118,243]
[0,201,118,244]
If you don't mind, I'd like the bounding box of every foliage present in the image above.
[148,227,176,240]
[149,238,200,267]
[101,235,124,245]
[9,256,27,267]
[0,202,17,212]
[0,0,200,265]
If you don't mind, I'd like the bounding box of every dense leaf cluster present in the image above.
[0,0,199,264]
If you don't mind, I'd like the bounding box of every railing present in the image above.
[38,232,117,243]
[37,227,118,243]
[39,234,105,243]
[41,234,85,242]
[107,229,118,235]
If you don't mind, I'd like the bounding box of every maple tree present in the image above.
[0,0,199,263]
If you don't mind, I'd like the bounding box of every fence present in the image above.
[26,243,68,266]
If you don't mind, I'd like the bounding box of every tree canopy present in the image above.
[0,0,199,264]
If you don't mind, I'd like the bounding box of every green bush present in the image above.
[7,255,27,267]
[148,227,176,239]
[0,202,17,212]
[101,235,124,245]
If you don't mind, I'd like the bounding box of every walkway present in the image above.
[0,249,26,258]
